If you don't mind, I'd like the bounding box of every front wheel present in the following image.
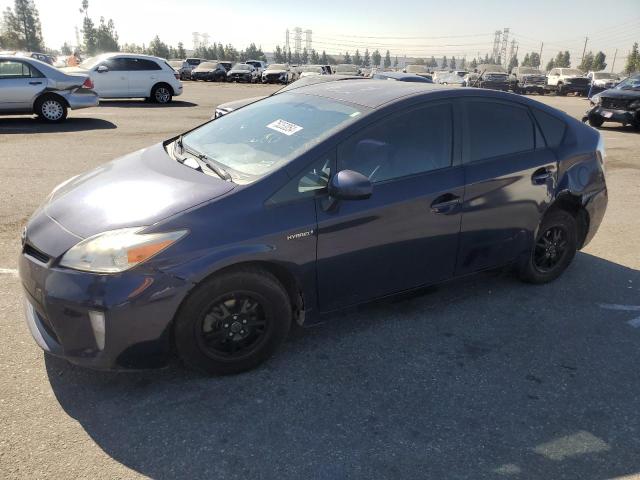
[174,268,292,375]
[518,210,577,284]
[151,84,172,104]
[588,114,605,128]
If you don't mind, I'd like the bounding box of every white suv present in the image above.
[65,53,183,103]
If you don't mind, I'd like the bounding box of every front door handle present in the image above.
[430,194,461,215]
[531,167,555,185]
[29,81,43,85]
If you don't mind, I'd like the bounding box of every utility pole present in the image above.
[611,49,617,73]
[539,42,544,69]
[581,37,588,66]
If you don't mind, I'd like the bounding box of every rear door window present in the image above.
[464,100,535,162]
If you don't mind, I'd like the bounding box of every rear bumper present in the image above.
[18,252,192,370]
[582,187,608,248]
[61,89,99,110]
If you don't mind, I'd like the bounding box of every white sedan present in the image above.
[64,53,182,103]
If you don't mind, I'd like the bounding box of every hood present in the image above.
[229,69,252,74]
[265,69,287,74]
[40,143,234,239]
[599,88,640,100]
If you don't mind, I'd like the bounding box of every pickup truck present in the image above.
[509,67,546,95]
[546,68,590,96]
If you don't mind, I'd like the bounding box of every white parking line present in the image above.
[599,304,640,329]
[0,268,18,277]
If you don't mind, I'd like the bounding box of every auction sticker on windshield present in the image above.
[267,119,304,136]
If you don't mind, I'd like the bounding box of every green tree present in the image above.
[592,51,606,71]
[579,50,594,72]
[469,58,478,69]
[393,55,398,68]
[320,50,328,65]
[343,51,351,64]
[522,53,531,67]
[429,56,437,68]
[176,42,185,59]
[148,35,169,58]
[96,17,118,52]
[372,49,381,67]
[353,49,362,66]
[1,0,44,51]
[441,55,447,69]
[383,50,391,68]
[363,48,370,67]
[286,48,292,63]
[310,49,319,64]
[508,54,518,72]
[483,53,490,64]
[460,57,466,69]
[449,56,456,69]
[274,45,283,63]
[60,42,72,55]
[545,59,555,71]
[301,48,308,64]
[414,58,425,65]
[625,42,639,74]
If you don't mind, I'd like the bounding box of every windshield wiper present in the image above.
[181,144,232,181]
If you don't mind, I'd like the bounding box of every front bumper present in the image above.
[584,105,638,125]
[61,89,99,110]
[562,83,590,94]
[18,252,192,370]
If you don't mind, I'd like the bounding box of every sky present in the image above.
[1,0,639,68]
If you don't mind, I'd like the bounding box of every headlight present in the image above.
[59,227,188,273]
[592,94,602,105]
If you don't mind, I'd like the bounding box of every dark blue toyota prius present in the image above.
[19,80,607,374]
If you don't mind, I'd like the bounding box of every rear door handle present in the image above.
[531,167,555,185]
[430,194,461,215]
[29,81,43,85]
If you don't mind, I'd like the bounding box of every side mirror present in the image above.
[97,65,109,73]
[328,170,372,201]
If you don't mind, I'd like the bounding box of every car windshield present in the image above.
[519,68,541,74]
[186,59,201,65]
[336,64,358,73]
[233,64,251,70]
[562,69,583,76]
[593,72,616,79]
[300,65,323,73]
[78,56,101,69]
[406,65,427,73]
[181,93,366,184]
[198,62,217,69]
[267,64,286,70]
[615,75,640,91]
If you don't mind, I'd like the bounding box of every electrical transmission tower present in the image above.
[499,28,509,66]
[293,27,302,55]
[201,33,210,48]
[285,29,290,55]
[305,29,312,52]
[192,32,201,50]
[492,30,502,62]
[507,38,517,68]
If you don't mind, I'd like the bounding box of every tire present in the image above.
[35,95,67,122]
[588,114,605,128]
[174,268,292,375]
[151,83,172,104]
[518,210,578,284]
[538,89,545,96]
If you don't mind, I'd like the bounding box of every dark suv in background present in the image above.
[510,66,547,95]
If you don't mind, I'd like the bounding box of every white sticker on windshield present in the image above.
[267,119,304,136]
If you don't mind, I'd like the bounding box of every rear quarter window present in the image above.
[531,108,566,147]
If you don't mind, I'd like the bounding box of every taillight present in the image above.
[82,77,94,89]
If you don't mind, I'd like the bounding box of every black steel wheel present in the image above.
[518,210,578,284]
[588,114,605,128]
[175,267,292,375]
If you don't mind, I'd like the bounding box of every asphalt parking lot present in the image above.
[1,82,639,479]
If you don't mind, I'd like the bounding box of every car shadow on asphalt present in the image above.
[98,100,198,108]
[0,117,117,134]
[45,252,640,479]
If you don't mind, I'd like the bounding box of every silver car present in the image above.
[0,55,99,122]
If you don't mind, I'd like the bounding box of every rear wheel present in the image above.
[174,268,292,375]
[151,83,172,104]
[519,210,578,284]
[35,95,67,122]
